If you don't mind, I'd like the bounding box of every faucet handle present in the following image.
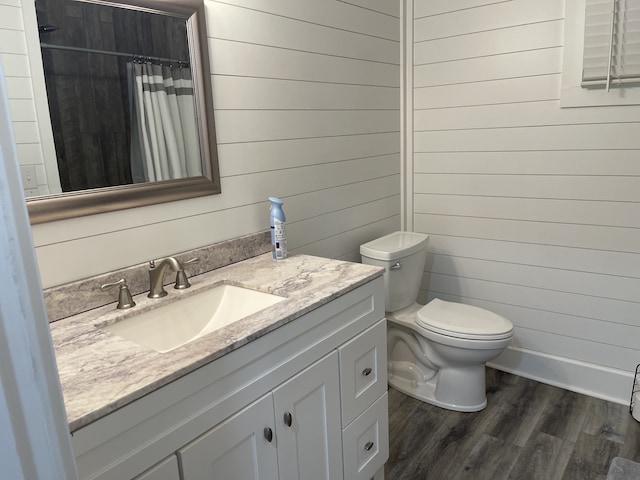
[101,279,136,310]
[149,257,198,269]
[174,257,200,289]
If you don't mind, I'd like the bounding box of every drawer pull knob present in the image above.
[364,441,374,451]
[284,412,293,427]
[264,427,273,442]
[362,367,373,376]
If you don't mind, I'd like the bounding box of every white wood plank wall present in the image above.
[0,0,51,194]
[412,0,640,403]
[5,0,401,287]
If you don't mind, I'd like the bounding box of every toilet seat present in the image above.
[417,298,513,341]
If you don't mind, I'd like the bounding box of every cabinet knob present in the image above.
[264,427,273,442]
[364,441,374,451]
[362,367,373,376]
[284,412,293,427]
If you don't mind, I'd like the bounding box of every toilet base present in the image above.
[388,360,487,412]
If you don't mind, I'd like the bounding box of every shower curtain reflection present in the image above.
[128,62,201,183]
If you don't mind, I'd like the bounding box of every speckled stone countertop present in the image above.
[50,253,383,433]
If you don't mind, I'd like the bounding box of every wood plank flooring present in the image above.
[385,369,640,480]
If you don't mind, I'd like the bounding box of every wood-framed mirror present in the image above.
[24,0,220,224]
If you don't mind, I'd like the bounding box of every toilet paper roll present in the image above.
[633,392,640,423]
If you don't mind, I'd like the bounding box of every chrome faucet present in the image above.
[148,257,199,298]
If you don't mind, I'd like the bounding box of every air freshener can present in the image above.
[269,196,287,260]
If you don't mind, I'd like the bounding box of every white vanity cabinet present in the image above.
[71,276,387,480]
[179,352,342,480]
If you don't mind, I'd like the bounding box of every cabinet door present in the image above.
[178,393,278,480]
[273,351,343,480]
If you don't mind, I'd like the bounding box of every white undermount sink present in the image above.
[101,284,285,353]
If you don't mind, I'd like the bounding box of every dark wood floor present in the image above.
[386,369,640,480]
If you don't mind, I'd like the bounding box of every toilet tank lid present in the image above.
[360,231,429,261]
[417,299,513,336]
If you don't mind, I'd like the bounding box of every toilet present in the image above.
[360,231,513,412]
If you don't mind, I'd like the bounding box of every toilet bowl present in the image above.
[360,231,513,412]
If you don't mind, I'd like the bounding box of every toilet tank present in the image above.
[360,231,429,312]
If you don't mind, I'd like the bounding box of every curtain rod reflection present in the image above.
[39,42,190,66]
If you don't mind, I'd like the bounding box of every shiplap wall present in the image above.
[1,0,401,288]
[412,0,640,404]
[0,0,55,195]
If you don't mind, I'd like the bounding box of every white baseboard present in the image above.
[488,346,634,406]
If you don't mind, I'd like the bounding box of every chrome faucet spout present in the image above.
[148,257,183,298]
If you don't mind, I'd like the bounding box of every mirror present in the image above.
[25,0,220,224]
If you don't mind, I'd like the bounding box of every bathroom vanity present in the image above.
[50,253,388,480]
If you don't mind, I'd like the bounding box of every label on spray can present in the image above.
[273,218,287,259]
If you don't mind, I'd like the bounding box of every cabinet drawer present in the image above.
[339,319,387,426]
[342,392,389,480]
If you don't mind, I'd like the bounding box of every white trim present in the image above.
[0,62,78,479]
[400,0,414,231]
[561,0,640,107]
[489,346,633,406]
[0,380,25,479]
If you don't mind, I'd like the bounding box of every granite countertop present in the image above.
[50,253,383,433]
